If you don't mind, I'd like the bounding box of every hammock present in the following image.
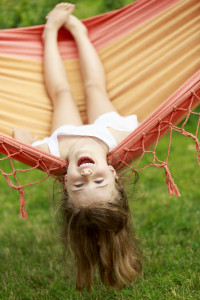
[0,0,199,217]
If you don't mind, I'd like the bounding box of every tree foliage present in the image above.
[0,0,134,29]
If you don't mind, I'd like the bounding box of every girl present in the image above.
[14,3,142,291]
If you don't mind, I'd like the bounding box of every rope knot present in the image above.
[18,146,23,153]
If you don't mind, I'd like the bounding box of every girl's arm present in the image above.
[13,128,36,145]
[13,128,50,153]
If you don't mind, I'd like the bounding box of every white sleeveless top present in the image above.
[32,112,138,157]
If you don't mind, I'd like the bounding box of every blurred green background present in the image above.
[0,0,133,28]
[0,0,200,299]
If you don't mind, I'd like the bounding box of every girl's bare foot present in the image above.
[65,14,88,37]
[54,3,88,36]
[43,3,75,38]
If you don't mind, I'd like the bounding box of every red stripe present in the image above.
[0,0,180,60]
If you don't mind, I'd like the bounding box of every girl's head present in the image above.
[59,162,142,291]
[64,154,119,206]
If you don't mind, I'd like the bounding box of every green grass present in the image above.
[0,117,199,299]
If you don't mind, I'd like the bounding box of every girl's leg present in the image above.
[43,4,83,134]
[64,10,117,124]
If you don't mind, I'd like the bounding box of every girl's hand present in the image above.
[13,128,37,145]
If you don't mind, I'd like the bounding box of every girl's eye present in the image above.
[74,183,83,188]
[95,180,103,184]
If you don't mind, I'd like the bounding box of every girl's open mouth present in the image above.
[77,156,95,168]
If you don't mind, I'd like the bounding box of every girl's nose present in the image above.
[81,168,93,176]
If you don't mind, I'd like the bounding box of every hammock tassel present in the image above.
[19,189,28,218]
[164,165,181,197]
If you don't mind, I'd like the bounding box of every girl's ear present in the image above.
[109,165,118,180]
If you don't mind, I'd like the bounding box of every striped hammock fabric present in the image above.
[0,0,199,217]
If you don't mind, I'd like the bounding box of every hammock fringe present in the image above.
[164,165,181,197]
[19,189,28,218]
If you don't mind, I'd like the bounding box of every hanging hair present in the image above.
[56,178,142,292]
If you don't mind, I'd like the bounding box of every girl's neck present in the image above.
[67,136,109,161]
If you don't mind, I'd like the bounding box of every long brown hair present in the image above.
[57,180,142,291]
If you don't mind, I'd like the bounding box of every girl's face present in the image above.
[65,154,118,206]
